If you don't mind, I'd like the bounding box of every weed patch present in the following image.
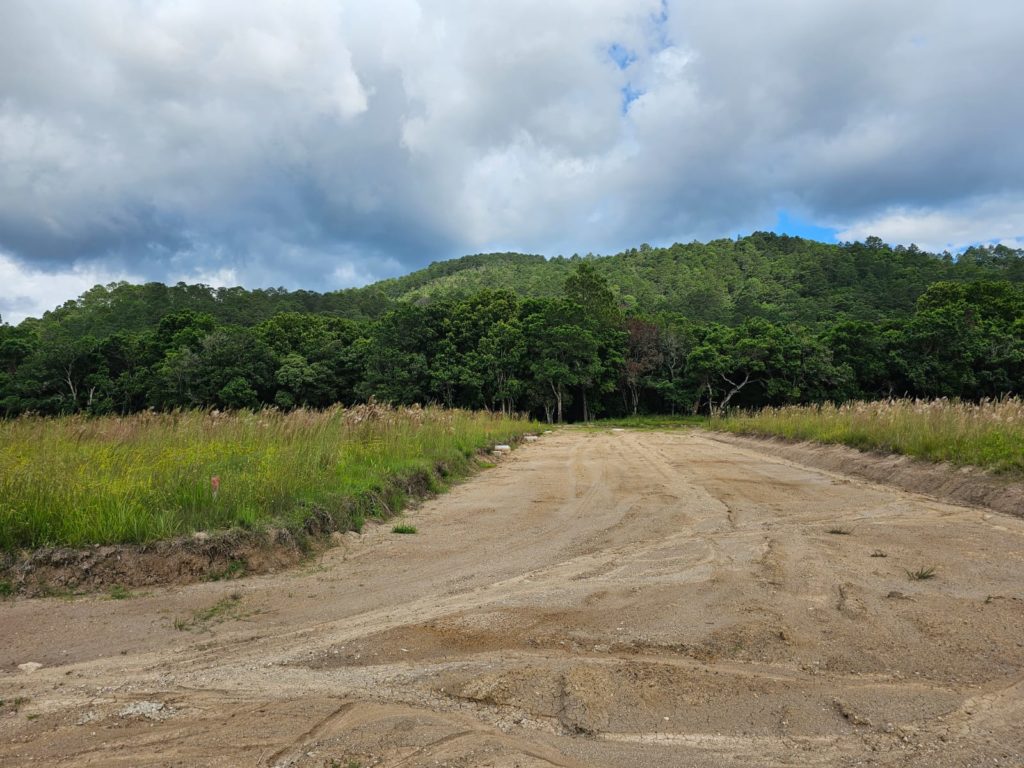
[173,592,249,631]
[906,566,937,581]
[391,524,417,534]
[208,560,247,581]
[0,697,29,714]
[713,399,1024,475]
[0,405,536,552]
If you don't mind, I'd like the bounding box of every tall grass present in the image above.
[713,398,1024,475]
[0,404,535,552]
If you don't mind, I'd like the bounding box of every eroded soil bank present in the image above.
[1,430,1022,767]
[1,459,487,596]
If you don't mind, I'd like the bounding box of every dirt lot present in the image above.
[2,429,1023,767]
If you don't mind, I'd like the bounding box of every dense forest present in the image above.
[2,233,1023,420]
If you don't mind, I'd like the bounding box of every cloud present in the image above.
[0,252,140,325]
[836,195,1024,253]
[0,0,1022,319]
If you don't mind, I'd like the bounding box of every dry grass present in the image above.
[0,404,534,551]
[713,398,1024,475]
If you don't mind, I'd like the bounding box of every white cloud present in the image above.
[836,196,1024,253]
[0,253,140,324]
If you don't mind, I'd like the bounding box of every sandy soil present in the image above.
[1,429,1022,767]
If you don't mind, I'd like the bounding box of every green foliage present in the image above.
[391,524,417,534]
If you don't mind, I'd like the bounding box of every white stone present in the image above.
[493,444,512,452]
[18,662,43,673]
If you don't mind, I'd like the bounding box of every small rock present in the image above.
[493,444,512,452]
[192,531,209,543]
[524,435,539,442]
[18,662,43,673]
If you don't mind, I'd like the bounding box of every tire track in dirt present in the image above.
[2,429,1023,767]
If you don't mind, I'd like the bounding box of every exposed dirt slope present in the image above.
[2,430,1022,767]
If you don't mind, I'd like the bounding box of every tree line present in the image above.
[2,236,1023,420]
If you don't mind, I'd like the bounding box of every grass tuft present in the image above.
[391,524,417,534]
[208,560,247,581]
[174,592,247,631]
[906,566,937,581]
[1,697,29,713]
[828,527,853,535]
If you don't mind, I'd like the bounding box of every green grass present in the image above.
[208,559,247,581]
[906,565,937,581]
[391,524,417,534]
[712,398,1024,475]
[174,592,248,631]
[0,404,536,552]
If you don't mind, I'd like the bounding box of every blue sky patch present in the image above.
[773,210,839,242]
[621,83,644,114]
[608,43,636,70]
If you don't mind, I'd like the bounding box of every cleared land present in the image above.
[1,429,1023,767]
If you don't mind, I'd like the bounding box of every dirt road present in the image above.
[2,430,1023,767]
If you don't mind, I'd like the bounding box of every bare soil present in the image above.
[1,429,1022,767]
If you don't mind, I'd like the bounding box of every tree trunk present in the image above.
[718,371,753,412]
[551,381,563,423]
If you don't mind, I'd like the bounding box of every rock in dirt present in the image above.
[18,662,43,673]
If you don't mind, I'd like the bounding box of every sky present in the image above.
[1,1,1023,323]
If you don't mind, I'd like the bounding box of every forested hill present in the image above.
[13,234,1024,338]
[376,234,1024,323]
[2,233,1023,419]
